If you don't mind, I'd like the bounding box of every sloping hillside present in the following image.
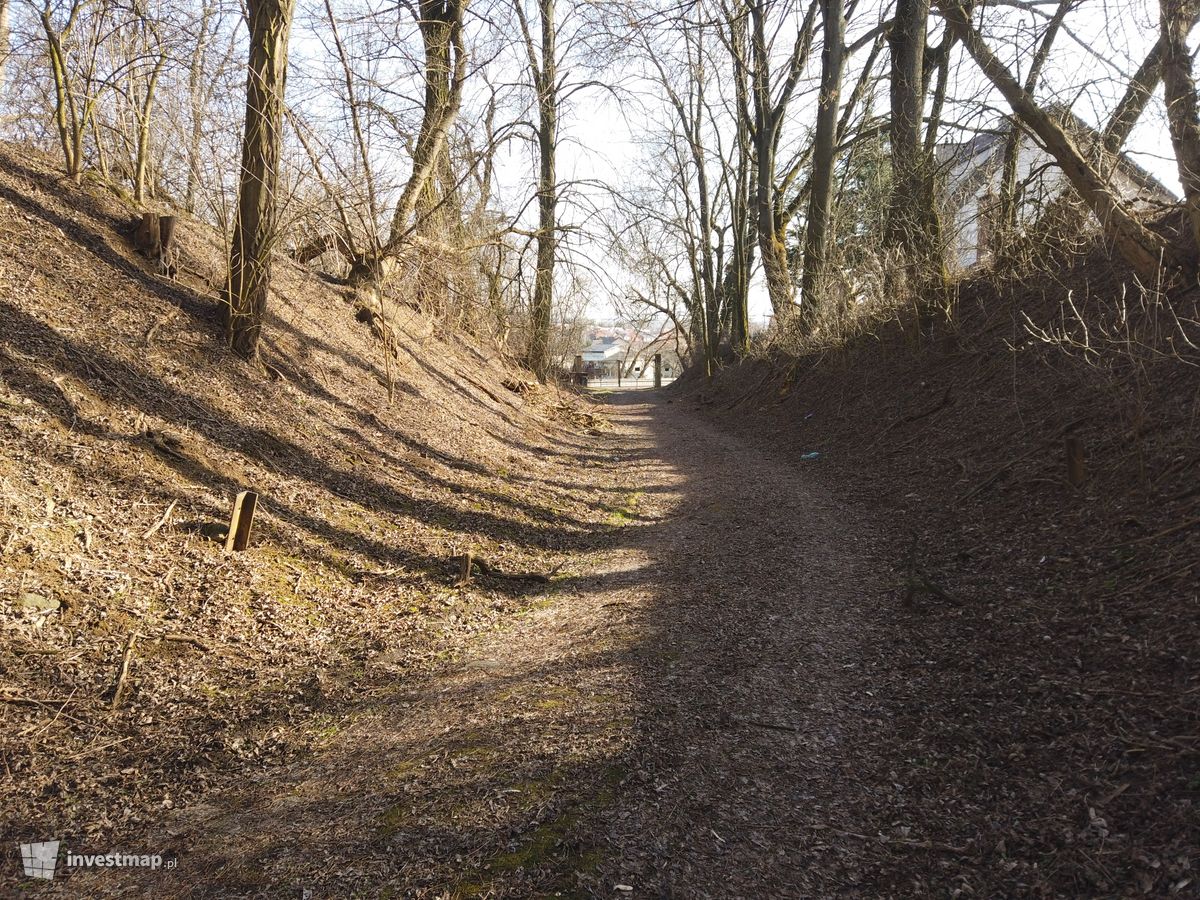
[0,143,614,865]
[678,243,1200,893]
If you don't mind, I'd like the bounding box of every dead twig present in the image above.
[110,633,139,710]
[731,716,803,733]
[452,554,551,584]
[958,415,1092,503]
[1100,516,1200,550]
[160,633,213,652]
[142,499,177,539]
[808,824,968,854]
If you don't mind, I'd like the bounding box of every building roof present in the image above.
[935,111,1175,210]
[581,340,623,361]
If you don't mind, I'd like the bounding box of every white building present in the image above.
[937,117,1173,272]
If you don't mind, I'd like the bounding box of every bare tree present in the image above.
[513,0,557,380]
[369,0,470,279]
[993,0,1070,251]
[32,0,105,180]
[0,0,11,95]
[800,0,845,316]
[225,0,297,357]
[746,0,818,316]
[887,0,942,279]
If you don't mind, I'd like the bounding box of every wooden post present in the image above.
[1065,436,1086,487]
[653,353,662,388]
[224,490,259,551]
[459,551,473,585]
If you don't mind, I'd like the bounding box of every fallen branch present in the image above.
[160,633,213,652]
[958,415,1091,503]
[142,499,177,540]
[110,633,139,710]
[452,554,552,584]
[731,716,803,733]
[870,385,954,450]
[453,368,509,407]
[808,824,967,854]
[1101,516,1200,550]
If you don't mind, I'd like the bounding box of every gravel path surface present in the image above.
[76,390,909,898]
[590,392,899,898]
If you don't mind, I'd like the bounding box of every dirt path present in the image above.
[75,391,907,898]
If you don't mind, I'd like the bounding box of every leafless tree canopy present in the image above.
[0,0,1192,366]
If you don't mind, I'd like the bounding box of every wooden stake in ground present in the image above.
[224,490,259,552]
[1065,436,1086,487]
[458,551,474,585]
[654,353,662,388]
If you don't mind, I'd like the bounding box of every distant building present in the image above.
[577,337,624,379]
[937,116,1173,272]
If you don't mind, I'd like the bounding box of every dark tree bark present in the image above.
[1161,0,1200,255]
[800,0,846,317]
[225,0,297,358]
[513,0,557,381]
[887,0,942,275]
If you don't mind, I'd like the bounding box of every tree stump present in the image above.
[132,212,179,280]
[158,215,179,280]
[134,212,160,256]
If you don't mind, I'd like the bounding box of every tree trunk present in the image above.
[415,0,461,235]
[937,0,1179,281]
[134,56,166,205]
[887,0,942,277]
[225,0,297,358]
[379,0,468,266]
[42,10,80,178]
[748,0,817,317]
[1161,0,1200,256]
[0,0,10,97]
[800,0,845,320]
[1030,26,1194,245]
[527,0,557,381]
[995,0,1069,248]
[726,10,753,353]
[185,3,218,213]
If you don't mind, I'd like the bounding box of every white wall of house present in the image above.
[942,135,1162,273]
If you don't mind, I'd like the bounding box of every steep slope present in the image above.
[678,244,1200,894]
[0,143,613,873]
